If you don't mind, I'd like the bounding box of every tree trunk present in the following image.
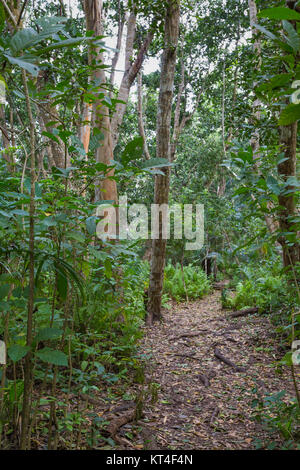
[0,104,15,171]
[248,0,279,235]
[83,1,155,202]
[248,0,261,159]
[147,0,180,325]
[277,1,299,268]
[110,26,155,149]
[137,70,151,160]
[83,0,117,203]
[278,122,299,267]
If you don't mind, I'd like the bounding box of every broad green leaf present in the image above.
[10,24,67,53]
[104,259,112,279]
[141,157,173,169]
[253,23,277,41]
[121,136,144,165]
[40,216,57,227]
[86,216,96,235]
[55,258,84,300]
[256,73,293,92]
[8,344,30,362]
[36,328,62,342]
[4,54,39,77]
[68,231,85,243]
[0,210,10,218]
[38,37,86,54]
[10,28,38,53]
[278,103,300,125]
[258,7,300,21]
[266,176,281,195]
[12,209,29,216]
[285,176,300,187]
[35,347,68,366]
[42,130,61,144]
[279,351,293,365]
[12,89,25,99]
[0,284,10,300]
[282,20,300,52]
[57,269,68,301]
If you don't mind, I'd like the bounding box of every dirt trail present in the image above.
[130,290,295,450]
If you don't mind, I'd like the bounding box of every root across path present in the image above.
[124,290,296,450]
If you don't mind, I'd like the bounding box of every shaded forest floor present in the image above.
[113,290,296,450]
[29,289,297,450]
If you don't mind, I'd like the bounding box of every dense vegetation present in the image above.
[0,0,299,451]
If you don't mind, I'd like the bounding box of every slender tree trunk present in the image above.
[278,122,299,267]
[110,25,155,149]
[248,0,279,235]
[170,58,185,162]
[277,1,299,268]
[109,2,125,93]
[147,0,180,325]
[137,70,151,160]
[217,58,227,196]
[79,102,92,155]
[248,0,261,159]
[20,70,36,452]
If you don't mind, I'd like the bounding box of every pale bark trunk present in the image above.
[137,71,151,160]
[109,5,126,92]
[83,1,155,197]
[83,0,117,203]
[39,101,67,169]
[170,82,204,162]
[111,26,155,148]
[79,102,92,156]
[170,58,185,162]
[147,0,180,325]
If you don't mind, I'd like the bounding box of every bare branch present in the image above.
[0,0,18,28]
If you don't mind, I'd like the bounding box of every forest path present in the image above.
[130,290,294,450]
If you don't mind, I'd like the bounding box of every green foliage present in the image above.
[163,263,210,302]
[222,262,290,312]
[0,0,299,452]
[251,389,300,450]
[258,7,300,21]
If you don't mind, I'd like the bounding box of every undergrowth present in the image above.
[163,263,210,302]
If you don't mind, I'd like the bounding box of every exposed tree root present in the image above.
[229,307,258,318]
[214,347,246,372]
[170,330,208,340]
[106,409,136,439]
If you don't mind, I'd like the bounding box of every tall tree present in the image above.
[83,0,118,203]
[277,1,299,268]
[82,0,157,202]
[248,0,261,159]
[147,0,180,325]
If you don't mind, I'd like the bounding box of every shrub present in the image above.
[163,263,210,301]
[222,262,291,312]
